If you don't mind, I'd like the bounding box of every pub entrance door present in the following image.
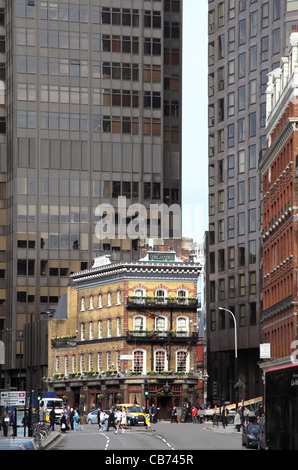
[157,396,172,421]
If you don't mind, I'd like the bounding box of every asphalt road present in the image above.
[49,421,247,453]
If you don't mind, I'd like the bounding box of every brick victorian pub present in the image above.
[46,250,201,420]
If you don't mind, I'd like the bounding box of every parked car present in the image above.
[118,403,146,425]
[257,416,266,450]
[242,423,260,448]
[87,409,109,425]
[103,408,138,426]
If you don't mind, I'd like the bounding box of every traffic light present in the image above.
[212,381,219,398]
[221,386,226,403]
[144,380,149,397]
[37,387,42,401]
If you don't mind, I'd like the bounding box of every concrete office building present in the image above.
[0,0,183,389]
[206,0,298,403]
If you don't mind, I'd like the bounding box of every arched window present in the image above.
[55,355,60,373]
[89,295,94,309]
[156,289,166,304]
[80,322,85,340]
[107,318,112,337]
[117,290,121,304]
[89,352,93,371]
[133,350,145,374]
[155,316,166,335]
[72,353,76,373]
[98,293,102,308]
[177,289,188,304]
[97,352,102,372]
[80,353,85,373]
[117,317,121,336]
[176,350,187,372]
[65,355,69,376]
[155,350,166,373]
[177,317,188,336]
[107,350,111,369]
[107,291,112,306]
[81,296,85,311]
[89,321,94,340]
[98,319,102,339]
[134,315,146,335]
[134,288,145,303]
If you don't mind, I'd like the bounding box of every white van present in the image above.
[40,398,64,423]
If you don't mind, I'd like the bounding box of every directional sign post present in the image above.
[0,391,26,407]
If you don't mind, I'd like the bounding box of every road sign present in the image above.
[0,391,26,407]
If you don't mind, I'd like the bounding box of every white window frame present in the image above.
[155,288,167,304]
[134,288,145,304]
[133,315,146,335]
[107,318,112,338]
[133,349,146,374]
[81,322,85,340]
[155,316,167,335]
[176,349,189,372]
[154,349,168,372]
[98,319,102,339]
[117,317,121,336]
[176,316,189,336]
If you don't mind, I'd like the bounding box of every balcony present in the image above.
[126,330,198,344]
[126,296,198,310]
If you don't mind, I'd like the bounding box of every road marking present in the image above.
[155,434,175,450]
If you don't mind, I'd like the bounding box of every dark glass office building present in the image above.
[0,0,183,389]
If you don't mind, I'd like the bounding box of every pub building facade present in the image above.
[46,251,201,420]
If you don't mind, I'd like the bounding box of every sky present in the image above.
[181,1,208,243]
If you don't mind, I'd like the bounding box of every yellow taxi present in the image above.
[118,403,146,426]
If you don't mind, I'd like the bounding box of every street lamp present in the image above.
[218,307,238,409]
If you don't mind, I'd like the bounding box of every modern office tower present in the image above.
[207,0,298,403]
[0,0,183,389]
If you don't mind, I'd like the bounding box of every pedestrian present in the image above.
[73,409,81,430]
[192,406,198,423]
[98,408,105,431]
[60,412,67,433]
[106,408,117,432]
[2,411,9,437]
[171,406,178,423]
[121,407,127,433]
[64,407,69,426]
[234,408,241,432]
[221,406,227,428]
[50,406,55,431]
[244,406,250,426]
[12,410,17,437]
[151,403,157,423]
[69,408,74,430]
[114,408,122,434]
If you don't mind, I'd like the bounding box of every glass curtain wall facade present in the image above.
[0,0,182,388]
[206,0,298,402]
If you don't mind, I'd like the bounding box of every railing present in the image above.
[126,296,198,309]
[126,330,198,343]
